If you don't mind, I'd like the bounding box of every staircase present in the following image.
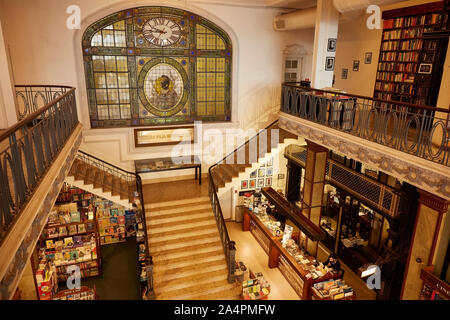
[66,151,137,208]
[210,122,297,190]
[146,197,241,300]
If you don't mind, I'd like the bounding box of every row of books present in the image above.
[381,41,399,51]
[53,287,96,300]
[313,279,354,300]
[397,51,420,62]
[383,14,440,29]
[46,222,95,238]
[43,235,98,266]
[48,206,94,226]
[375,81,414,94]
[57,268,100,282]
[55,260,98,273]
[400,39,422,51]
[377,62,417,73]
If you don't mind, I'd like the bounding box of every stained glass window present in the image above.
[82,6,232,128]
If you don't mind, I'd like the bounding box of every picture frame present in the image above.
[418,63,432,74]
[265,178,272,187]
[266,167,273,176]
[364,52,372,64]
[258,168,265,177]
[134,125,194,148]
[277,173,285,179]
[325,57,335,71]
[250,171,257,178]
[353,60,360,71]
[327,38,337,52]
[249,179,256,189]
[341,68,348,79]
[267,158,273,166]
[257,179,264,188]
[241,180,248,189]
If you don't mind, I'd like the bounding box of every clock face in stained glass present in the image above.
[144,63,183,112]
[142,17,181,47]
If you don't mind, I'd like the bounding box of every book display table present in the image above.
[241,270,271,300]
[241,205,345,300]
[135,155,202,184]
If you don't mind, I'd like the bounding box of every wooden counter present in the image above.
[241,206,340,299]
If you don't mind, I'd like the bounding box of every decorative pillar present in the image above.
[400,190,449,300]
[311,0,340,88]
[302,140,328,256]
[285,160,301,202]
[0,18,17,128]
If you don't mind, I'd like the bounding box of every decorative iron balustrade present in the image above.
[15,85,71,120]
[207,120,280,283]
[0,87,78,244]
[284,144,401,218]
[281,84,450,167]
[74,150,155,299]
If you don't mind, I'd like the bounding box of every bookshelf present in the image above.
[40,200,102,283]
[375,2,444,103]
[94,198,128,245]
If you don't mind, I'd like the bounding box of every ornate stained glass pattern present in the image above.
[82,6,232,128]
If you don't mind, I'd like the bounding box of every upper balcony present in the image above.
[279,83,450,201]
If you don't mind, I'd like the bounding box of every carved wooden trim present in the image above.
[419,190,450,213]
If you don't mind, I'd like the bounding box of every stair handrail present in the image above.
[207,119,280,284]
[75,150,155,299]
[0,86,78,245]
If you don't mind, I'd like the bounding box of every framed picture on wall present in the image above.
[249,179,256,188]
[353,60,360,71]
[341,68,348,79]
[258,168,265,177]
[267,158,273,166]
[250,171,257,178]
[325,57,335,71]
[265,178,272,187]
[257,179,264,188]
[241,180,248,189]
[277,173,285,179]
[266,167,273,176]
[327,38,337,52]
[418,63,433,74]
[364,52,372,64]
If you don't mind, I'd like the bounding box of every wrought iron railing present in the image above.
[0,86,78,244]
[281,84,450,167]
[74,150,155,299]
[15,85,71,120]
[208,120,280,283]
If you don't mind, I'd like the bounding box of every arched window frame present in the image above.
[82,6,232,128]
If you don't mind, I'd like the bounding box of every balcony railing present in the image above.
[15,85,71,120]
[0,86,78,244]
[281,84,450,167]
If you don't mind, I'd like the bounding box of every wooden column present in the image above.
[268,240,280,268]
[400,190,449,300]
[285,160,301,202]
[302,140,328,257]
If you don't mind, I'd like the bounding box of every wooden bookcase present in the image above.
[39,195,103,283]
[374,2,444,104]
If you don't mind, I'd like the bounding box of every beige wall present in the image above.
[0,0,315,171]
[334,0,450,108]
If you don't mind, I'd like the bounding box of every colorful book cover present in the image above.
[64,237,74,248]
[68,225,77,235]
[71,211,81,223]
[118,216,125,225]
[46,240,54,249]
[77,224,86,233]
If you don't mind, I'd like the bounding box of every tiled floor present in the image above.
[226,221,300,300]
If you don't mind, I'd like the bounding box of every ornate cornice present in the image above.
[0,127,82,300]
[419,190,450,213]
[279,113,450,202]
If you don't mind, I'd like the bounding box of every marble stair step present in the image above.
[151,238,222,257]
[149,229,219,246]
[153,249,224,266]
[150,236,220,253]
[146,197,209,210]
[192,284,242,300]
[154,269,228,291]
[153,261,226,282]
[147,210,212,225]
[146,203,211,217]
[156,278,232,300]
[153,252,225,271]
[148,218,216,235]
[151,243,223,262]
